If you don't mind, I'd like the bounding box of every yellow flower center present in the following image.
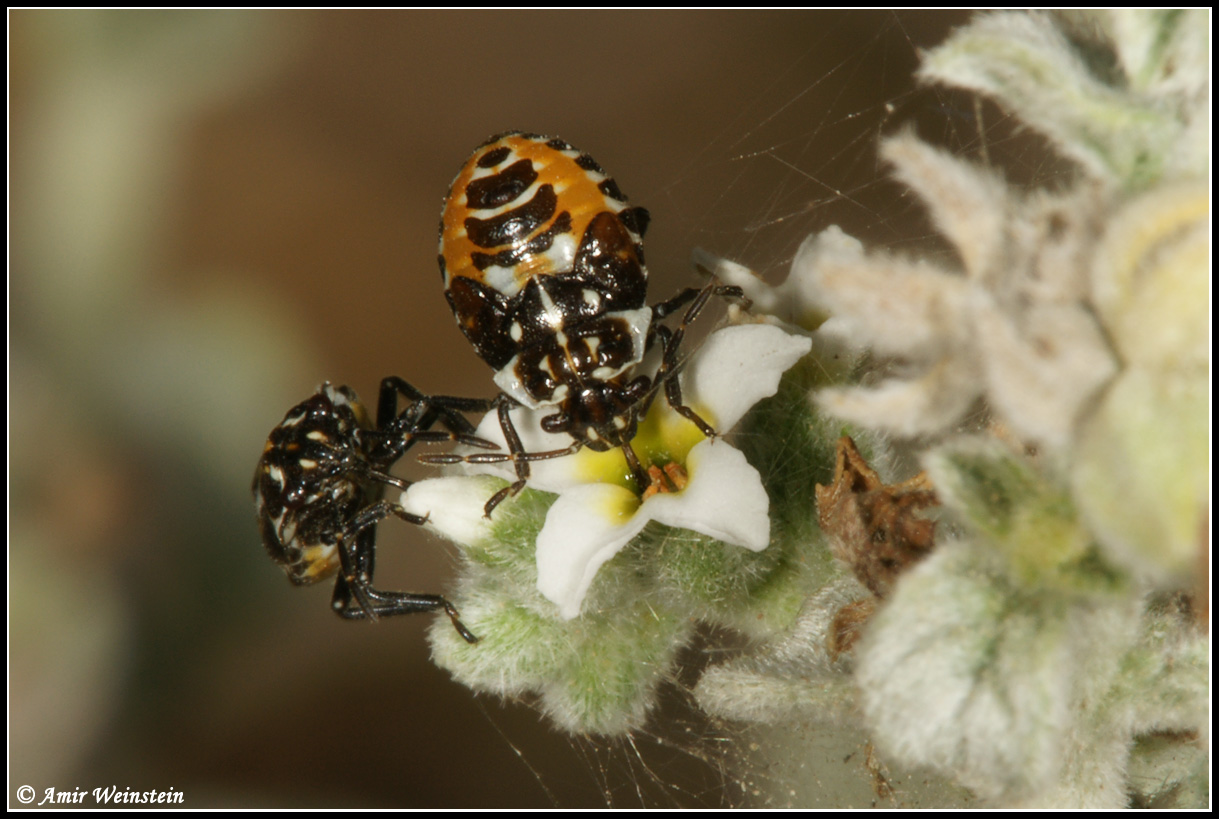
[573,399,715,495]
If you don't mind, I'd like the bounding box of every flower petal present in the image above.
[643,439,771,551]
[535,482,650,620]
[682,324,812,432]
[400,476,501,546]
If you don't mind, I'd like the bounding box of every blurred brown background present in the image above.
[10,10,973,807]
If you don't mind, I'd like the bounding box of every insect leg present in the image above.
[367,377,500,466]
[376,376,494,433]
[419,398,585,518]
[649,282,747,438]
[331,503,478,643]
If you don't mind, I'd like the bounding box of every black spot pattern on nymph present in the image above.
[546,137,572,151]
[256,390,365,528]
[575,153,604,174]
[444,276,517,370]
[465,184,557,249]
[540,252,648,320]
[506,312,645,417]
[570,211,649,303]
[618,206,650,238]
[471,211,572,272]
[479,131,539,149]
[466,159,538,210]
[476,146,511,168]
[597,178,625,202]
[567,316,640,372]
[513,338,564,403]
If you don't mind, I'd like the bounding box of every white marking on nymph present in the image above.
[509,321,523,342]
[613,416,627,430]
[494,357,542,409]
[537,233,578,277]
[306,430,327,441]
[298,458,318,470]
[268,464,286,486]
[326,386,355,408]
[582,289,601,310]
[586,335,601,357]
[536,283,566,329]
[484,264,522,297]
[280,410,306,427]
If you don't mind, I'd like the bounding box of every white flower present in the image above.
[691,242,854,333]
[402,323,812,620]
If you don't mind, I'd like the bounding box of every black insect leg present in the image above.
[636,324,717,442]
[332,575,478,644]
[620,440,651,494]
[648,281,748,347]
[368,376,499,466]
[333,500,426,620]
[414,394,530,516]
[648,286,702,324]
[376,376,496,433]
[419,393,585,518]
[486,396,601,515]
[651,282,746,363]
[474,396,580,518]
[331,506,478,643]
[648,282,747,438]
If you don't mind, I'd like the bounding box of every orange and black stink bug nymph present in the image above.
[430,131,746,515]
[253,379,500,643]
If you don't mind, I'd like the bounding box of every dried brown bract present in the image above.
[815,436,939,598]
[828,597,878,660]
